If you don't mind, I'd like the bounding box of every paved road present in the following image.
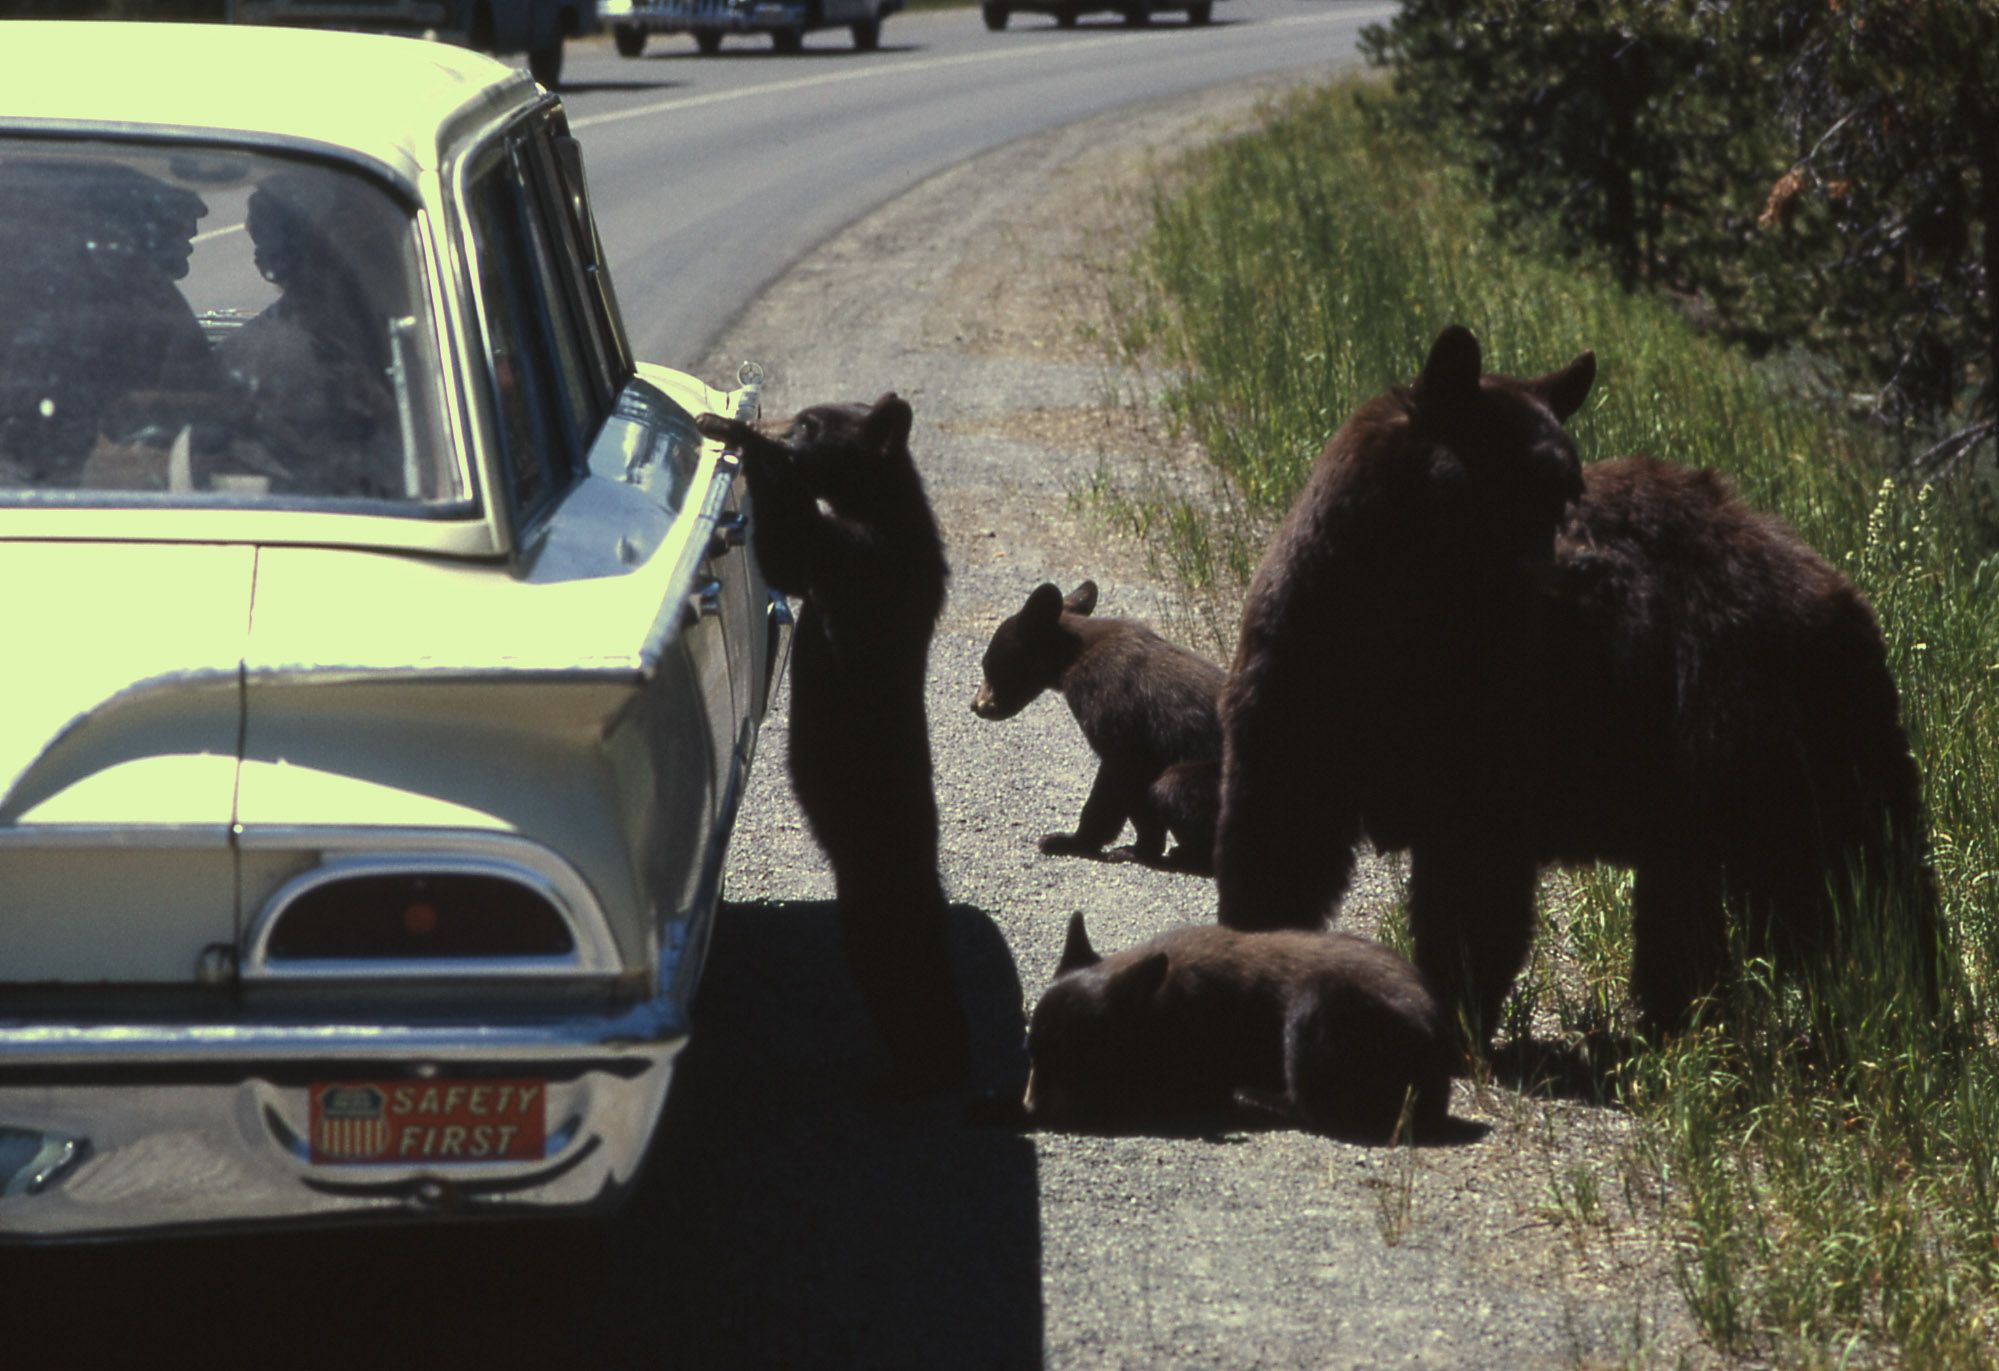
[550,0,1398,368]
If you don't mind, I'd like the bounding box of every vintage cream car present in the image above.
[0,24,785,1238]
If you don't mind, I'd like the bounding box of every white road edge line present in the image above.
[570,4,1399,132]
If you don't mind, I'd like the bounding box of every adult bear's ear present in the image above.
[1063,580,1099,616]
[863,392,914,454]
[1057,911,1100,975]
[1530,350,1597,422]
[1414,325,1482,412]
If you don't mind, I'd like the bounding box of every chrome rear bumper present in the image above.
[0,1000,684,1241]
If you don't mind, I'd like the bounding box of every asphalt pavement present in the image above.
[545,0,1402,368]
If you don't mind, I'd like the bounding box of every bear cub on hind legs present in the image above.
[1022,914,1455,1142]
[696,393,970,1097]
[973,580,1224,873]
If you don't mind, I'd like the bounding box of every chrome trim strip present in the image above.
[0,995,687,1068]
[636,446,736,679]
[409,196,483,519]
[0,122,423,195]
[0,824,229,850]
[0,506,499,554]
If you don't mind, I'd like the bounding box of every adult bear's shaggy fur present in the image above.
[1214,326,1934,1041]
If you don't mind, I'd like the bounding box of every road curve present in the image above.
[553,0,1398,367]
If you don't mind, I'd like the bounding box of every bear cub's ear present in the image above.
[1062,581,1098,616]
[863,392,914,454]
[1057,911,1100,975]
[1026,582,1067,621]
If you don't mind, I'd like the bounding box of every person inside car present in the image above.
[215,166,410,499]
[0,159,221,488]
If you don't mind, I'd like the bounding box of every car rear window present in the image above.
[0,139,466,512]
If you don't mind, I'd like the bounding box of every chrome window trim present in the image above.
[407,196,484,518]
[525,112,627,409]
[441,93,615,560]
[0,507,502,553]
[450,123,555,555]
[501,133,605,456]
[240,830,622,982]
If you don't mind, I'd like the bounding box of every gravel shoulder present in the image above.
[690,72,1711,1368]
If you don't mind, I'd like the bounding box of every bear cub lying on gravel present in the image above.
[973,580,1224,873]
[1022,914,1455,1141]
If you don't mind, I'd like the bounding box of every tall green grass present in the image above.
[1105,78,1999,1365]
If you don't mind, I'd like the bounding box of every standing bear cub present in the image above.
[696,394,969,1096]
[1215,326,1935,1043]
[1023,913,1454,1141]
[973,581,1225,873]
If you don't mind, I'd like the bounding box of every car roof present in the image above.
[0,21,539,186]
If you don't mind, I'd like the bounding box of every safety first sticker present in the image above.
[309,1080,547,1165]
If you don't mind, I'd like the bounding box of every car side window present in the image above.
[466,140,613,523]
[523,119,629,404]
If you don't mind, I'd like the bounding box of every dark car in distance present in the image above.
[981,0,1216,28]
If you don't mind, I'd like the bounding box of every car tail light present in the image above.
[241,840,622,984]
[266,871,575,961]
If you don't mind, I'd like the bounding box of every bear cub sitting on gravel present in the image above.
[1022,913,1455,1141]
[973,580,1224,873]
[696,393,969,1096]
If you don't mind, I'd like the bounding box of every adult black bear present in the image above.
[697,394,969,1095]
[1214,326,1934,1043]
[973,580,1224,872]
[1023,913,1453,1141]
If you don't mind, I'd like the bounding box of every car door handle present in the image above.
[685,578,724,627]
[706,512,748,560]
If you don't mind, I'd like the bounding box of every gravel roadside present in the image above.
[686,70,1713,1369]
